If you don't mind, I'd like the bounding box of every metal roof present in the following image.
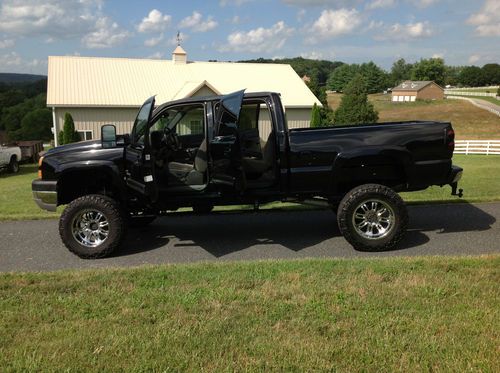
[392,80,443,92]
[46,56,321,108]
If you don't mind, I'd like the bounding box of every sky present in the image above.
[0,0,499,75]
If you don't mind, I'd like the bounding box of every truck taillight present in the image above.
[38,156,44,179]
[446,129,455,151]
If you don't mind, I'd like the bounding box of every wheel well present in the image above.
[58,169,121,205]
[10,154,17,162]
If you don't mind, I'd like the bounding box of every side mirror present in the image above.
[101,124,117,148]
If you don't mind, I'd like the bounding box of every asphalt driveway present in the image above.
[0,202,499,272]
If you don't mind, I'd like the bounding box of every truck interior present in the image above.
[147,98,276,192]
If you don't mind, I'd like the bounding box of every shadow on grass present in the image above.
[113,202,495,258]
[0,163,37,178]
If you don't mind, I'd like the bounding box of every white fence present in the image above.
[446,96,500,117]
[454,140,500,155]
[445,90,499,98]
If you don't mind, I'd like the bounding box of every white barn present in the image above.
[47,46,321,146]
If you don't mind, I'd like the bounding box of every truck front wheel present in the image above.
[337,184,408,252]
[8,156,19,173]
[59,194,125,258]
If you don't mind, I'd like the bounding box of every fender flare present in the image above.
[56,160,126,201]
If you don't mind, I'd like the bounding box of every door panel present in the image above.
[124,96,158,201]
[209,90,245,190]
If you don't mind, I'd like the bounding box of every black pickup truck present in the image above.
[33,90,463,258]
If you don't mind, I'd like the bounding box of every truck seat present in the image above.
[168,139,207,186]
[242,132,275,176]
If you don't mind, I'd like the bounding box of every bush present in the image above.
[310,103,321,127]
[497,87,500,96]
[61,113,80,145]
[333,74,378,125]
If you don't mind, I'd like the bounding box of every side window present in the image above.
[131,100,154,145]
[149,105,205,137]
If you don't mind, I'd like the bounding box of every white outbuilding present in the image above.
[47,46,321,145]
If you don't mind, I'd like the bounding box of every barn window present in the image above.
[77,130,93,141]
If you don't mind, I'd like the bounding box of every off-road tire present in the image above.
[192,204,214,214]
[128,214,156,227]
[8,156,19,173]
[337,184,408,252]
[59,194,125,258]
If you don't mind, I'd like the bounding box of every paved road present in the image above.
[1,202,499,272]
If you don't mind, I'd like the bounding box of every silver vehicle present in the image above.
[0,144,21,173]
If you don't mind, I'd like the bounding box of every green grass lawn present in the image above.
[1,256,498,371]
[1,154,499,220]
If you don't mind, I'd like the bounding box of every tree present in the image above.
[310,103,321,127]
[458,66,485,87]
[327,64,360,92]
[411,58,446,86]
[12,108,52,141]
[62,112,80,144]
[481,63,500,86]
[333,74,378,126]
[359,61,389,93]
[390,58,413,86]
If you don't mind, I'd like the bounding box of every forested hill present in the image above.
[238,57,344,86]
[0,73,46,84]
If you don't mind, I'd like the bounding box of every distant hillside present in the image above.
[0,73,47,84]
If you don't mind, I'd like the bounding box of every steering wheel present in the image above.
[163,127,180,151]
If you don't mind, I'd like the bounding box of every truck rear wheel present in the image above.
[337,184,408,252]
[59,194,125,258]
[8,156,19,173]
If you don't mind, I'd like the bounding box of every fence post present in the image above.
[466,141,469,155]
[486,141,490,155]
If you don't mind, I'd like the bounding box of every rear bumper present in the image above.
[32,179,57,212]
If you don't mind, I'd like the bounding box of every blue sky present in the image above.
[0,0,498,75]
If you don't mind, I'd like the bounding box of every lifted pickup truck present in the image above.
[33,90,463,258]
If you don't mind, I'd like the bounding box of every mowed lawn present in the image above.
[1,153,499,220]
[1,256,498,371]
[327,93,500,139]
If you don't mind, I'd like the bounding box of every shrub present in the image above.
[62,112,79,145]
[310,103,321,127]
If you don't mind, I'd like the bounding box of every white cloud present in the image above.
[308,8,361,42]
[0,0,131,49]
[374,21,434,41]
[468,54,481,64]
[467,0,500,37]
[411,0,439,8]
[219,0,252,6]
[82,17,131,49]
[137,9,171,33]
[144,34,164,47]
[179,11,218,32]
[0,39,14,49]
[282,0,362,6]
[432,52,444,58]
[147,52,164,59]
[231,15,240,24]
[366,0,396,10]
[300,51,324,60]
[0,0,100,38]
[0,51,47,73]
[219,21,294,53]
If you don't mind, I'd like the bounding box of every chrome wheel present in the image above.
[71,209,109,247]
[352,199,395,240]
